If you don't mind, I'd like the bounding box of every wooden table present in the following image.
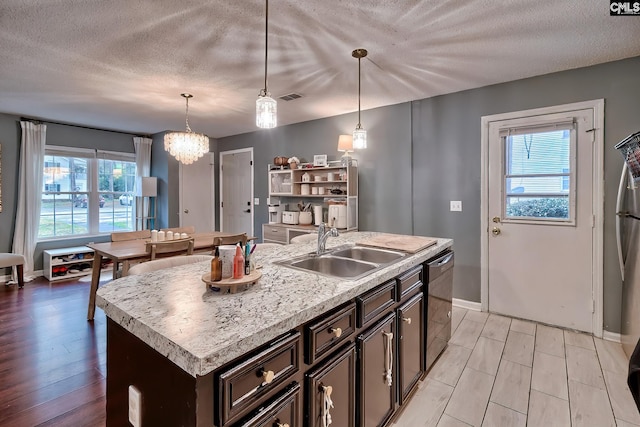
[86,232,247,320]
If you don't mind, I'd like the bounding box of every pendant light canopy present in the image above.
[164,93,209,165]
[352,48,368,149]
[256,0,277,128]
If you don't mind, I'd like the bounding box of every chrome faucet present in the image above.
[317,222,339,255]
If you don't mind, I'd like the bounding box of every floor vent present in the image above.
[279,93,303,101]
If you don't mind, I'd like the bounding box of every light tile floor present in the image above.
[392,307,640,427]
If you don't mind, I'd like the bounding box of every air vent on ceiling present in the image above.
[279,93,303,101]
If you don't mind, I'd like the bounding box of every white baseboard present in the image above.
[453,298,482,311]
[1,270,44,284]
[602,330,621,343]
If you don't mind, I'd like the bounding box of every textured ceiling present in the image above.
[0,0,639,138]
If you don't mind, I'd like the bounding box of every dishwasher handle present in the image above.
[429,252,453,268]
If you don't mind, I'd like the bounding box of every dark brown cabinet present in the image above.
[236,382,301,426]
[357,313,396,427]
[306,344,357,427]
[397,292,424,404]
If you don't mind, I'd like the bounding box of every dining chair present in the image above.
[145,238,195,260]
[127,254,212,276]
[212,233,248,248]
[110,230,152,278]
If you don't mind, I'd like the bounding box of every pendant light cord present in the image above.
[357,56,361,127]
[263,0,269,95]
[184,95,192,133]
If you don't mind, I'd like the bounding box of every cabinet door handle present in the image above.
[259,369,275,384]
[447,311,452,318]
[329,327,342,338]
[402,317,412,324]
[382,331,394,387]
[321,384,334,427]
[275,423,290,427]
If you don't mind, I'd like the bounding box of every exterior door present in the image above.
[179,152,215,232]
[220,149,253,236]
[486,107,596,333]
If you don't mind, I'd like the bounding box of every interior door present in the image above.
[179,152,215,232]
[220,149,253,236]
[487,108,595,332]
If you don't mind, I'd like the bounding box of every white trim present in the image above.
[1,269,44,283]
[602,330,622,343]
[480,99,605,338]
[453,298,482,311]
[219,147,255,237]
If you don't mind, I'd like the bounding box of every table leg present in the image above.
[87,253,103,321]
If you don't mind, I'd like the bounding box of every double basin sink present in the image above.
[276,245,406,280]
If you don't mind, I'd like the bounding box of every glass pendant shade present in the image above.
[164,93,209,165]
[256,92,277,128]
[353,126,367,149]
[163,131,209,165]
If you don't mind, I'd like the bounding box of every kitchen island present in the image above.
[97,232,453,426]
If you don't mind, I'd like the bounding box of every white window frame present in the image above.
[39,146,136,241]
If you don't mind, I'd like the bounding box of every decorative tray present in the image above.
[201,270,262,294]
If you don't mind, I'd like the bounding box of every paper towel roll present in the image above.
[314,205,323,226]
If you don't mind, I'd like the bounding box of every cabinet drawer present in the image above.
[235,382,301,427]
[356,280,396,327]
[306,343,356,427]
[396,265,423,301]
[263,226,287,243]
[305,302,356,364]
[217,332,300,426]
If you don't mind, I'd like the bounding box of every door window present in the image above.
[501,121,576,224]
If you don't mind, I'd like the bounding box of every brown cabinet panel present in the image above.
[306,344,357,427]
[305,302,356,364]
[426,266,453,370]
[356,280,396,328]
[235,382,301,427]
[396,266,423,301]
[397,292,425,404]
[357,313,396,427]
[218,332,300,426]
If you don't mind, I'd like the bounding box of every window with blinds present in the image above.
[501,120,576,223]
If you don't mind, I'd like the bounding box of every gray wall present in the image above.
[219,56,640,333]
[218,103,414,237]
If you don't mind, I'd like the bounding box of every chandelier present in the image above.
[352,48,368,149]
[164,93,209,165]
[256,0,277,128]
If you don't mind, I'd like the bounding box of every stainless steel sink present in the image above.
[289,256,378,278]
[330,246,405,264]
[276,245,406,280]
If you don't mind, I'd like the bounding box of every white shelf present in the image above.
[43,246,95,282]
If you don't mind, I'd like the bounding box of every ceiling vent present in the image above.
[279,93,303,101]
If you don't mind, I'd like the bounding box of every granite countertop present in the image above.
[96,231,452,377]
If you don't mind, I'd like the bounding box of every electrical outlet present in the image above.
[254,197,260,206]
[128,385,142,427]
[450,201,462,212]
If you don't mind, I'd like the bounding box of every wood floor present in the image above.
[393,307,640,427]
[2,278,638,426]
[0,277,106,427]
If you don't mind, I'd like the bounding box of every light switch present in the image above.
[254,197,260,206]
[450,201,462,212]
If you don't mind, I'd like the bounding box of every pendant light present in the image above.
[256,0,277,128]
[164,93,209,165]
[352,48,368,149]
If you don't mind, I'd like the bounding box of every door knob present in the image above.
[492,216,501,223]
[184,209,189,214]
[244,209,251,213]
[492,227,501,236]
[259,369,275,384]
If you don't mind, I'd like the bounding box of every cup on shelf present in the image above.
[312,187,318,195]
[318,187,325,195]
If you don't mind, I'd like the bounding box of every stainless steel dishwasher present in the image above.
[425,250,454,370]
